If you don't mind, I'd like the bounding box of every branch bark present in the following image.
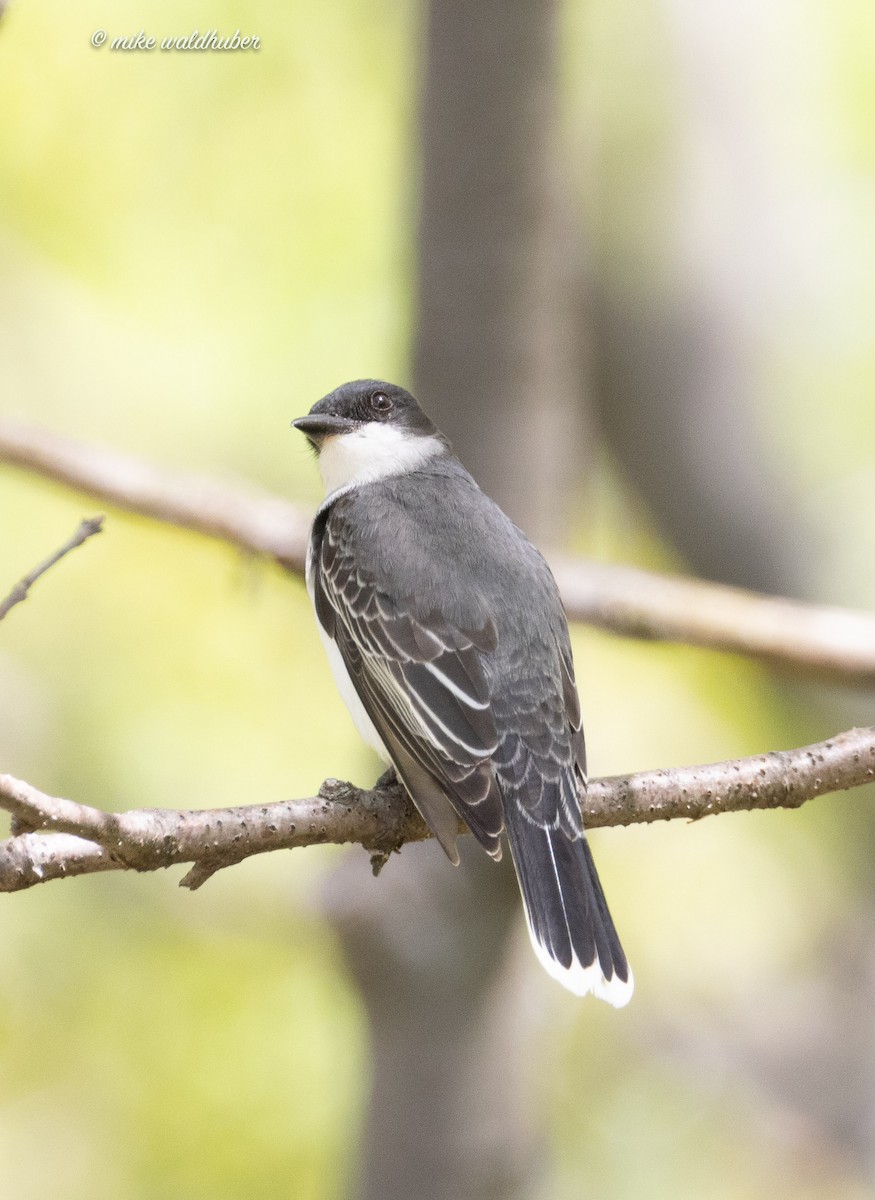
[2,726,872,894]
[0,515,104,621]
[2,416,874,682]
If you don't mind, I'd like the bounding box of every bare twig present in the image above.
[2,417,874,680]
[0,515,104,622]
[1,726,872,893]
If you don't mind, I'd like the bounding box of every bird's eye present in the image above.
[370,391,393,414]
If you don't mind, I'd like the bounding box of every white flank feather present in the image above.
[305,553,391,762]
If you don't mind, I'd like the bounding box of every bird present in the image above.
[292,379,632,1005]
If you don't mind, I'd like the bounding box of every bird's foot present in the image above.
[374,766,398,791]
[369,849,391,877]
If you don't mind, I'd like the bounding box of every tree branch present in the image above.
[0,515,104,621]
[0,417,309,568]
[551,558,875,683]
[2,416,874,681]
[1,726,872,893]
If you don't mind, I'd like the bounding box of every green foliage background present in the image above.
[1,2,874,1197]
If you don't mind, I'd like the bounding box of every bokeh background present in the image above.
[1,1,875,1198]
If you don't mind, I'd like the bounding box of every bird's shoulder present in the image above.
[322,460,552,605]
[310,467,487,648]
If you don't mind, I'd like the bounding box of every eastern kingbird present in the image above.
[293,380,632,1005]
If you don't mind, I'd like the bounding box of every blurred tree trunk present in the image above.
[591,0,875,1179]
[414,1,590,542]
[593,290,806,595]
[327,3,588,1199]
[590,1,808,599]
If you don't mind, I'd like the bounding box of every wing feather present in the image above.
[315,500,504,859]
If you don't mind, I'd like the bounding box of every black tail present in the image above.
[504,803,633,1005]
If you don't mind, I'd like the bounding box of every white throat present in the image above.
[317,422,444,496]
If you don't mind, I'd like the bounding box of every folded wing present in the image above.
[314,500,504,863]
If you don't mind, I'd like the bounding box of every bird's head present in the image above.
[292,380,448,494]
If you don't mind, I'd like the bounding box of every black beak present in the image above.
[291,413,359,441]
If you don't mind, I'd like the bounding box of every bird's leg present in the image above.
[374,765,398,791]
[370,766,401,876]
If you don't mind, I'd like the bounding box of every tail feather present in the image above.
[504,803,633,1007]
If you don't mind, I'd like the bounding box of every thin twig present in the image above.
[1,726,872,893]
[0,515,104,622]
[2,417,874,680]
